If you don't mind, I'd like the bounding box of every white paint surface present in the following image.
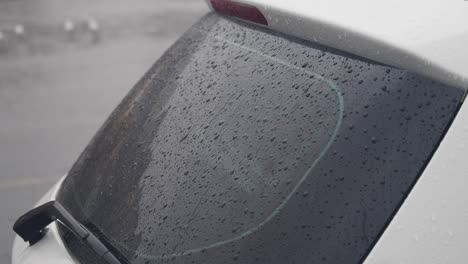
[365,96,468,263]
[11,178,74,264]
[208,0,468,88]
[13,2,468,262]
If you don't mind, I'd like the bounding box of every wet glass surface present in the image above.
[58,14,465,264]
[0,1,205,262]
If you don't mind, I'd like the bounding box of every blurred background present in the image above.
[0,0,207,262]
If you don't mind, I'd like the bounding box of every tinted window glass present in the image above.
[57,13,465,264]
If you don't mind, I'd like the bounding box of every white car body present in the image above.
[208,0,468,88]
[11,178,74,264]
[12,0,468,263]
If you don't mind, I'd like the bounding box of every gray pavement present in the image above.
[0,0,207,262]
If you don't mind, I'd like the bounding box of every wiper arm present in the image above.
[13,201,122,264]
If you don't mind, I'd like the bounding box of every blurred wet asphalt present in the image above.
[0,0,207,262]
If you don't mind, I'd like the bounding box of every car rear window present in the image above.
[57,13,465,264]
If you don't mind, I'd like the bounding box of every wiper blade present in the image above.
[13,201,122,264]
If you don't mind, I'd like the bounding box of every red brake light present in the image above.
[210,0,268,26]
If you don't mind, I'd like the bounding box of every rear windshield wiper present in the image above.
[13,201,122,264]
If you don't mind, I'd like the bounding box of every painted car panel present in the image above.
[207,0,468,88]
[12,1,468,262]
[11,178,74,264]
[364,96,468,263]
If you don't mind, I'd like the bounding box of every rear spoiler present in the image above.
[206,0,468,89]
